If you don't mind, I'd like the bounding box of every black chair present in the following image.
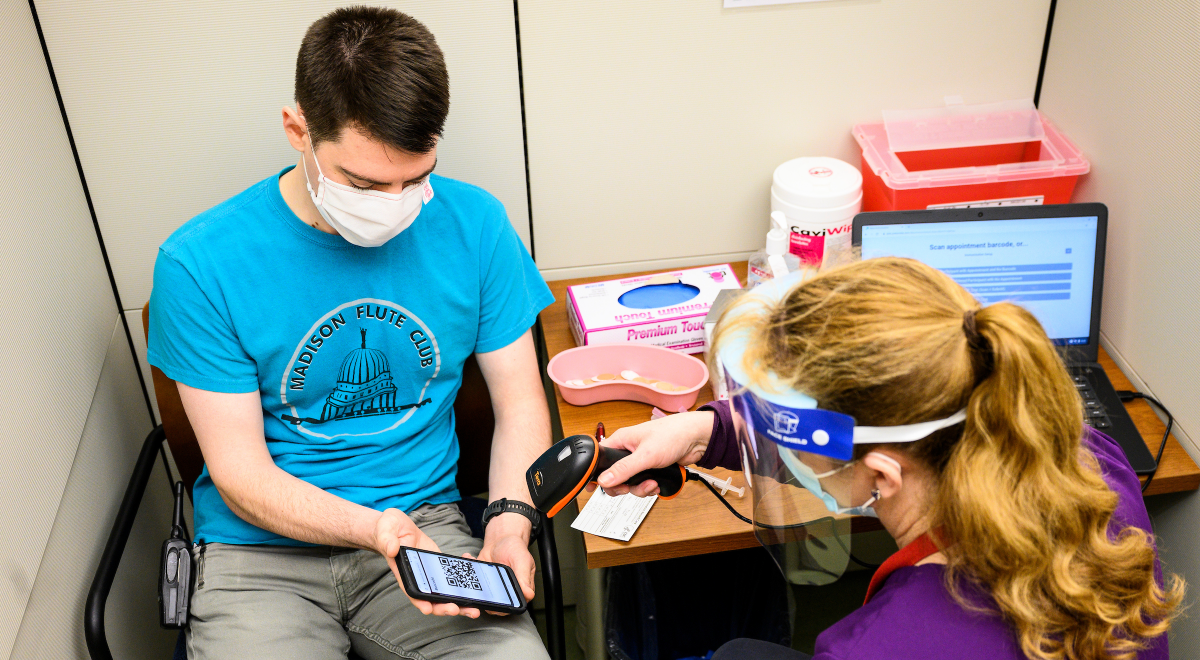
[84,305,566,660]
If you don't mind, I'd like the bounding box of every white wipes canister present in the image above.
[771,157,863,267]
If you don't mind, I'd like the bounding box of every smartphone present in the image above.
[396,547,528,615]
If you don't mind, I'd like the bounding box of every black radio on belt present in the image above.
[159,481,194,628]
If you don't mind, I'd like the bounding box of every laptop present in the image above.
[852,203,1156,474]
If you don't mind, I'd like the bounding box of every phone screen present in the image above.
[404,549,521,607]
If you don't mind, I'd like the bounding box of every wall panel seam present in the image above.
[27,0,157,428]
[1033,0,1058,107]
[512,0,536,261]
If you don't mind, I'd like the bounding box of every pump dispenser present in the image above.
[747,212,801,288]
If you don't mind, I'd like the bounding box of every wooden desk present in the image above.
[541,262,1200,569]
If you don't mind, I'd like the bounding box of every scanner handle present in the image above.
[591,446,687,498]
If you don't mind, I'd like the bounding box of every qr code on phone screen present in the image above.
[439,556,482,591]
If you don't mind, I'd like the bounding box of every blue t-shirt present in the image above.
[147,167,553,546]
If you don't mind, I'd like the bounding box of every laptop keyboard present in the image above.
[1072,372,1112,430]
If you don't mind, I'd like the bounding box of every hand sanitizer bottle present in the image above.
[747,212,801,288]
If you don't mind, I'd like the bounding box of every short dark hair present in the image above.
[295,6,449,154]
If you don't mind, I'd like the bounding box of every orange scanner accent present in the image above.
[544,441,599,518]
[655,465,689,500]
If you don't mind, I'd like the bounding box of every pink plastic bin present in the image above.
[547,344,709,410]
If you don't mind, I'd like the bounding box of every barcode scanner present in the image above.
[526,434,687,517]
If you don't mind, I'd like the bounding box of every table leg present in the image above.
[575,566,607,660]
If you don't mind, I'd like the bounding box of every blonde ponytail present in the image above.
[942,302,1182,660]
[712,257,1183,660]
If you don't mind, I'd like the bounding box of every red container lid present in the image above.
[853,101,1089,190]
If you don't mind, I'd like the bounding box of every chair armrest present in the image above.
[535,513,566,660]
[85,426,167,660]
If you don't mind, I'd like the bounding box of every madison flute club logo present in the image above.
[279,299,440,439]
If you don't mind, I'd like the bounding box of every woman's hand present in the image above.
[591,411,715,497]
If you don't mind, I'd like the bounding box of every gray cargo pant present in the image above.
[185,503,549,660]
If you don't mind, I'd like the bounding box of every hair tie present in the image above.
[962,308,981,346]
[962,308,993,383]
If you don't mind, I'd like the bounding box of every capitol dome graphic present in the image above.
[279,306,437,431]
[317,328,402,421]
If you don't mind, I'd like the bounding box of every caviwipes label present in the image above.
[789,220,852,265]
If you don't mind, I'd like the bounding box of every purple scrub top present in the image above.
[699,401,1168,660]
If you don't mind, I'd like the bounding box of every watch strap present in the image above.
[482,498,541,538]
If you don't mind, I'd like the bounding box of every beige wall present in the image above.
[519,0,1053,279]
[10,322,176,660]
[0,1,171,656]
[1038,0,1200,652]
[34,0,531,313]
[0,0,122,654]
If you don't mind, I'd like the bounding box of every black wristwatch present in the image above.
[481,498,541,539]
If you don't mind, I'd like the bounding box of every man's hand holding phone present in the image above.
[374,508,482,618]
[476,522,536,616]
[395,545,529,616]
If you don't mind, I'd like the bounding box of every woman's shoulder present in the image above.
[1083,428,1155,537]
[1084,427,1147,493]
[814,565,1025,660]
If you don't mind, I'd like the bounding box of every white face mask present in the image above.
[302,139,432,247]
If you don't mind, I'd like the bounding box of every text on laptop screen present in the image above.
[860,216,1098,345]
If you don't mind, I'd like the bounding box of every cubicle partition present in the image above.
[6,0,1199,657]
[1039,0,1200,653]
[0,1,172,657]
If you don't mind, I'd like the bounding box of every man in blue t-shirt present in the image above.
[147,8,554,659]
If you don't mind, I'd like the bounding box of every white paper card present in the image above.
[724,0,838,6]
[571,490,658,542]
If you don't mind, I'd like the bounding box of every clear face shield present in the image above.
[718,272,966,586]
[725,372,859,586]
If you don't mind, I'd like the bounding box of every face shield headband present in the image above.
[724,378,967,515]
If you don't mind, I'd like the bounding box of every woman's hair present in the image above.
[713,257,1183,660]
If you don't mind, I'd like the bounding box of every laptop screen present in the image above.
[859,215,1099,346]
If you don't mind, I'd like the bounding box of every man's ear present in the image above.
[282,106,308,152]
[862,452,903,499]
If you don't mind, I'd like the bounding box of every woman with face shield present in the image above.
[593,257,1183,660]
